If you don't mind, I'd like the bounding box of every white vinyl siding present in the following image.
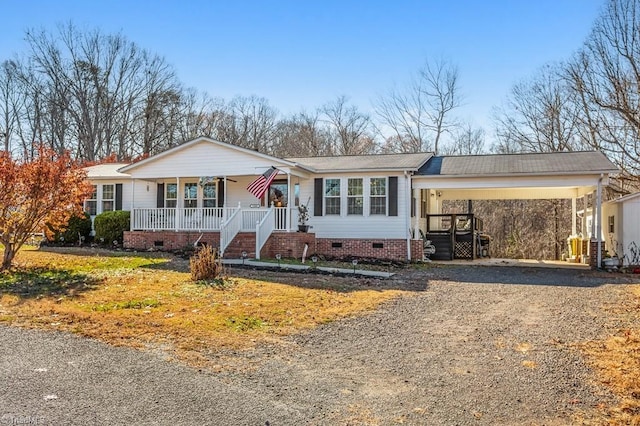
[122,139,291,179]
[299,173,408,239]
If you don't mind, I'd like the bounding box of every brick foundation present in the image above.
[124,231,419,262]
[261,232,317,259]
[316,238,417,262]
[124,231,220,251]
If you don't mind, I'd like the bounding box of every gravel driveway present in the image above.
[0,265,634,425]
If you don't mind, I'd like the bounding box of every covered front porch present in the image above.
[129,203,304,258]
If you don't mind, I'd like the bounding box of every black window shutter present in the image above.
[314,178,323,216]
[157,183,165,208]
[115,184,123,210]
[217,180,225,207]
[388,176,398,216]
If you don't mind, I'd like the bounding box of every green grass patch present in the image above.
[92,298,161,312]
[0,268,97,298]
[225,316,267,332]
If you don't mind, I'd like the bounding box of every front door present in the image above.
[269,181,288,207]
[269,181,288,229]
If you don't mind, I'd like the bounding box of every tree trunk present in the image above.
[2,244,15,271]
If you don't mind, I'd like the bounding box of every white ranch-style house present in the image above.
[84,137,618,264]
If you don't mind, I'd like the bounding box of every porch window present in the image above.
[608,215,615,233]
[203,182,217,208]
[184,183,198,208]
[325,179,341,215]
[102,184,115,212]
[370,178,387,215]
[166,183,177,208]
[347,178,363,215]
[85,185,97,216]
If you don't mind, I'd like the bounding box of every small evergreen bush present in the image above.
[47,212,92,244]
[94,210,130,245]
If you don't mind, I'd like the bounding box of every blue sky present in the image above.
[0,0,604,142]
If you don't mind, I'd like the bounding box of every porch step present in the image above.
[223,232,257,259]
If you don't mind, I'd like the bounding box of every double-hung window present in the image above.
[347,178,363,215]
[203,182,217,208]
[165,183,177,208]
[85,185,97,216]
[184,183,198,208]
[324,179,341,215]
[369,178,387,215]
[102,184,115,212]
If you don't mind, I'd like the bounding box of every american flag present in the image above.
[247,166,279,199]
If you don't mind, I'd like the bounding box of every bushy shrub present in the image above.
[46,212,92,244]
[94,210,130,245]
[190,245,224,282]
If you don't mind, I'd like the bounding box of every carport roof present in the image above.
[417,151,618,177]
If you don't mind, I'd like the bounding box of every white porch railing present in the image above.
[220,207,243,256]
[132,207,237,231]
[132,206,295,257]
[241,209,270,231]
[255,209,275,260]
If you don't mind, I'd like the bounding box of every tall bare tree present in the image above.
[0,61,23,154]
[272,111,332,157]
[220,95,278,153]
[321,95,376,155]
[376,58,462,154]
[565,0,640,185]
[444,123,486,155]
[494,63,583,154]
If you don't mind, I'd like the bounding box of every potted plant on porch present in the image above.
[297,202,310,232]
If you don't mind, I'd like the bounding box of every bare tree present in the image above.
[494,63,583,154]
[444,123,486,155]
[272,110,332,157]
[16,23,183,161]
[321,95,376,155]
[0,61,24,153]
[219,95,278,153]
[565,0,640,184]
[375,58,462,154]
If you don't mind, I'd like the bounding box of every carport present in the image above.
[410,151,619,267]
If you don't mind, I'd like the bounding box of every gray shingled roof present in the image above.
[286,152,432,172]
[85,163,131,178]
[417,151,618,176]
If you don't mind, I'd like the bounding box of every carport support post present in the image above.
[571,197,577,236]
[596,176,603,268]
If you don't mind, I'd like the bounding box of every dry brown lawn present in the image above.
[0,247,404,368]
[580,285,640,425]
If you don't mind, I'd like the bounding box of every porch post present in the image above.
[582,194,588,237]
[130,179,135,231]
[224,176,227,207]
[571,197,577,236]
[176,176,180,232]
[287,171,292,231]
[406,172,412,261]
[596,177,603,268]
[412,188,420,239]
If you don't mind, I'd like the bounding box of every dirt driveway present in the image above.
[1,264,634,425]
